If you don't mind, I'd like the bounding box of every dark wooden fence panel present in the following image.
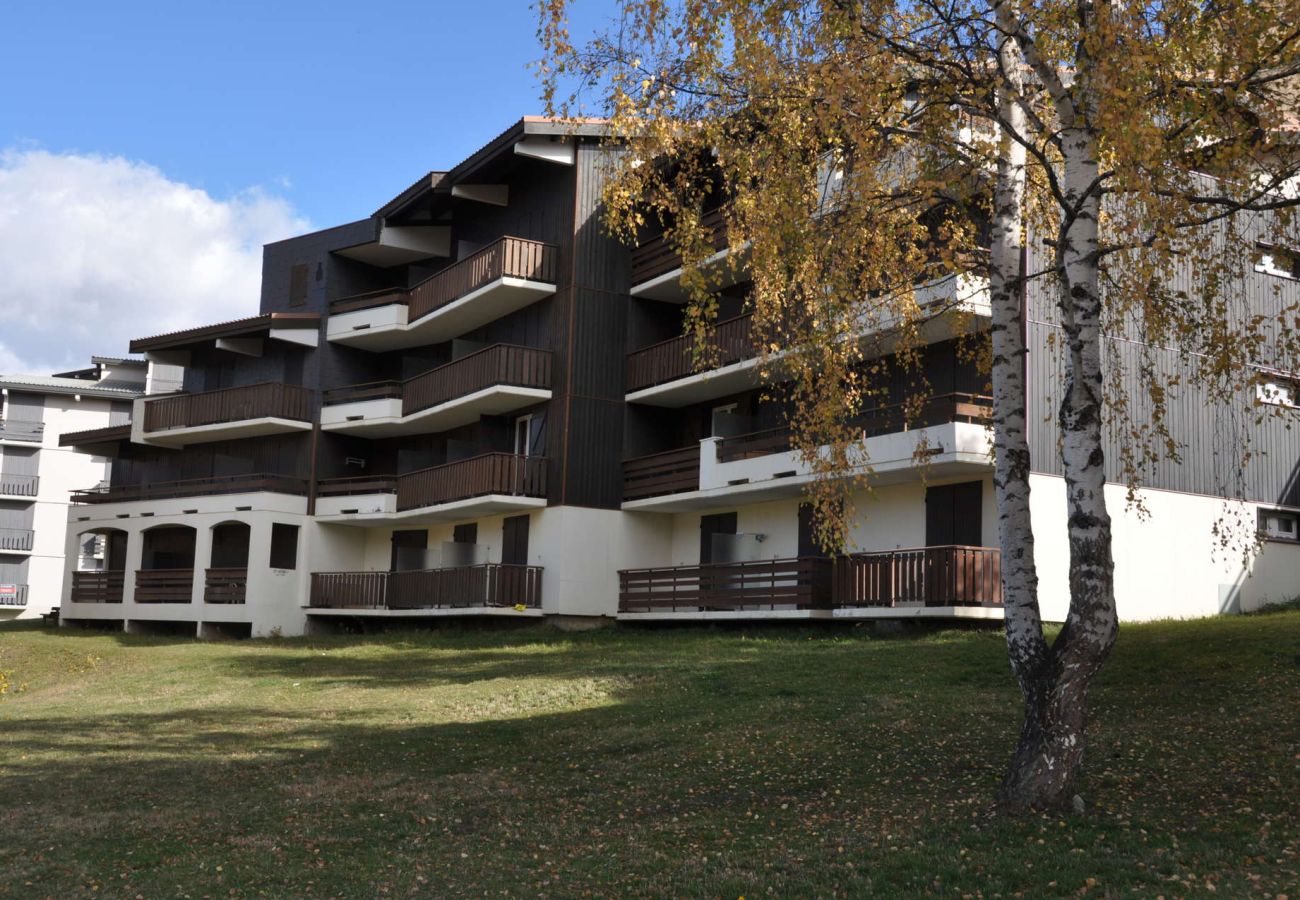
[396,453,547,511]
[204,568,248,604]
[408,237,559,323]
[144,383,314,431]
[70,570,125,604]
[72,474,309,504]
[626,313,755,392]
[0,474,39,497]
[631,206,730,285]
[0,528,34,551]
[134,569,194,603]
[623,445,701,500]
[619,557,832,612]
[403,345,552,415]
[832,546,1002,607]
[310,565,543,610]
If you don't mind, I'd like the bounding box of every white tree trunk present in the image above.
[999,0,1120,810]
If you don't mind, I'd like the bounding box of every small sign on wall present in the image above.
[0,584,17,598]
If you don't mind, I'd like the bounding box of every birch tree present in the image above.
[541,0,1300,810]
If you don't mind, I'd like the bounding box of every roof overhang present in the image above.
[129,313,320,354]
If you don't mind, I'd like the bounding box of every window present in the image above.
[1257,377,1298,408]
[452,523,478,544]
[269,523,300,570]
[1255,243,1300,280]
[289,263,309,307]
[1260,509,1298,542]
[925,481,984,547]
[514,415,533,457]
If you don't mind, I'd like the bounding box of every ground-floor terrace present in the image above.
[54,470,1298,637]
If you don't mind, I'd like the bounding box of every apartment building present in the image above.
[1,358,145,620]
[55,116,1300,636]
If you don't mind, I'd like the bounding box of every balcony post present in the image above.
[120,527,145,612]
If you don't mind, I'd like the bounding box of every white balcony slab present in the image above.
[327,278,556,351]
[626,356,764,408]
[321,386,552,437]
[631,246,746,303]
[622,422,992,513]
[306,606,544,618]
[831,605,1005,621]
[314,494,548,526]
[140,417,312,448]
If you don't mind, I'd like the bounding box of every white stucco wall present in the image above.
[1028,474,1300,622]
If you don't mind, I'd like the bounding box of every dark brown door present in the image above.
[390,530,428,572]
[925,482,983,547]
[502,515,530,566]
[699,512,738,564]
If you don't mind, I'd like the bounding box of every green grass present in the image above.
[0,613,1297,898]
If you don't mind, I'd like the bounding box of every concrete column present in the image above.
[190,524,213,606]
[120,525,145,608]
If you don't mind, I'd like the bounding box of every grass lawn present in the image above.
[0,612,1297,898]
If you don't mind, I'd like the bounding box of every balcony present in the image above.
[327,237,559,350]
[0,473,38,499]
[315,453,547,522]
[832,546,1003,615]
[0,527,34,553]
[619,557,833,615]
[140,382,314,447]
[308,564,543,615]
[71,473,309,505]
[622,394,994,511]
[0,420,44,444]
[626,313,760,406]
[617,547,1004,619]
[134,569,194,603]
[204,568,247,604]
[321,344,552,437]
[60,424,131,451]
[631,207,740,302]
[623,445,701,501]
[69,571,124,604]
[0,584,27,608]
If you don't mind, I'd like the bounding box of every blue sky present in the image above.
[0,0,614,227]
[0,1,616,373]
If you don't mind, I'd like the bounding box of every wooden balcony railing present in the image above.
[204,568,248,604]
[324,345,551,416]
[0,584,28,608]
[631,206,730,285]
[403,345,552,415]
[143,382,314,432]
[0,419,44,443]
[0,473,38,497]
[715,392,994,463]
[832,546,1002,607]
[0,527,34,552]
[619,557,833,612]
[59,424,131,447]
[71,474,309,504]
[626,313,756,392]
[328,237,559,321]
[397,453,547,511]
[70,570,125,604]
[316,475,398,497]
[322,381,403,405]
[623,444,702,501]
[134,569,194,603]
[310,564,544,611]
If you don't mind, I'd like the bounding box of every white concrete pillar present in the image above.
[191,524,213,606]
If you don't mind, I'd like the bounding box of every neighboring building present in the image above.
[55,116,1300,638]
[1,358,146,620]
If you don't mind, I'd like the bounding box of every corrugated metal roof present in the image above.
[0,374,142,398]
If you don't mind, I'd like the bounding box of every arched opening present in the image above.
[70,528,130,604]
[136,525,196,604]
[206,521,250,605]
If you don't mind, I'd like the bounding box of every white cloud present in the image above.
[0,150,309,375]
